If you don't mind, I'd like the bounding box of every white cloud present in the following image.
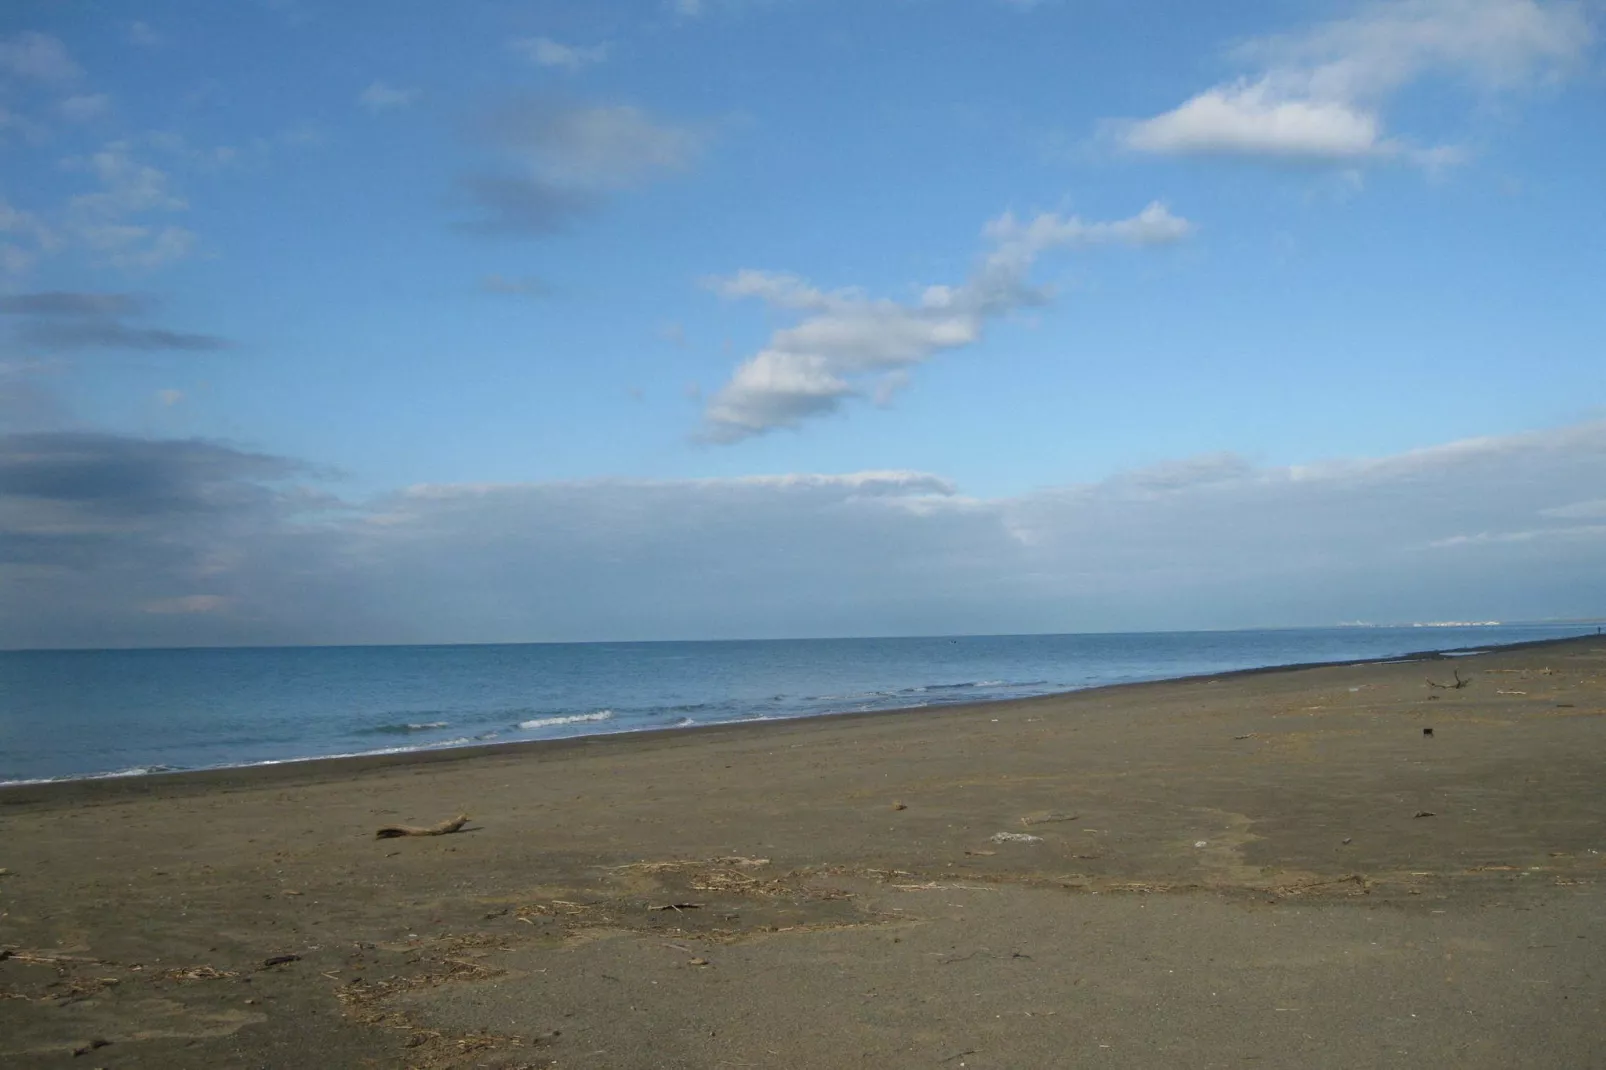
[0,32,81,83]
[359,81,420,111]
[8,419,1604,647]
[1122,0,1593,164]
[512,37,609,72]
[700,202,1192,442]
[67,141,187,216]
[1125,81,1387,159]
[61,141,197,269]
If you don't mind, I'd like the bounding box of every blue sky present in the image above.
[2,0,1604,646]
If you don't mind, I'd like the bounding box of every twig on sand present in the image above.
[1427,671,1471,690]
[374,814,469,839]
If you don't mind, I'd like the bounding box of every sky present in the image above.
[1,0,1604,648]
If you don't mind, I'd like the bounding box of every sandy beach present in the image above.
[2,636,1604,1068]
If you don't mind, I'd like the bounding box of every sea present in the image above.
[0,623,1594,786]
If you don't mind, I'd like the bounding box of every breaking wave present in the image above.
[517,710,614,730]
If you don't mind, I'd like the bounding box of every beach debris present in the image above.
[1496,689,1528,696]
[1427,670,1471,690]
[374,814,469,839]
[70,1038,110,1057]
[1423,728,1434,737]
[990,832,1043,844]
[261,954,302,968]
[649,903,704,912]
[1233,733,1255,740]
[1413,811,1437,819]
[891,802,908,810]
[158,964,237,982]
[1194,841,1208,848]
[688,957,710,967]
[1020,811,1079,826]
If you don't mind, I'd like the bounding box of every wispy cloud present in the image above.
[1119,0,1593,164]
[479,274,551,298]
[16,319,228,353]
[127,22,164,48]
[669,0,782,17]
[700,202,1192,442]
[0,292,147,316]
[358,81,420,111]
[58,93,111,123]
[511,37,609,72]
[1,290,228,353]
[0,199,55,280]
[62,141,197,269]
[459,98,710,235]
[0,31,81,83]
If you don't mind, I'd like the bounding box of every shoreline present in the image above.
[3,630,1592,806]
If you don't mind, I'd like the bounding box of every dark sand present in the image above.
[3,637,1604,1068]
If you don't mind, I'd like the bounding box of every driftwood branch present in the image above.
[1427,670,1470,690]
[374,814,469,839]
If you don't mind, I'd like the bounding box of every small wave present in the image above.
[366,721,451,735]
[1,764,182,787]
[897,681,993,695]
[517,710,614,730]
[94,764,179,778]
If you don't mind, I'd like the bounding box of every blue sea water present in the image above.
[0,624,1593,784]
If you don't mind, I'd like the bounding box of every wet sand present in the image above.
[2,636,1604,1068]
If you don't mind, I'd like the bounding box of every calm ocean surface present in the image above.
[0,624,1591,784]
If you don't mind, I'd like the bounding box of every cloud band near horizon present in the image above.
[3,418,1602,648]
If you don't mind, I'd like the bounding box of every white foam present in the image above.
[518,710,614,730]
